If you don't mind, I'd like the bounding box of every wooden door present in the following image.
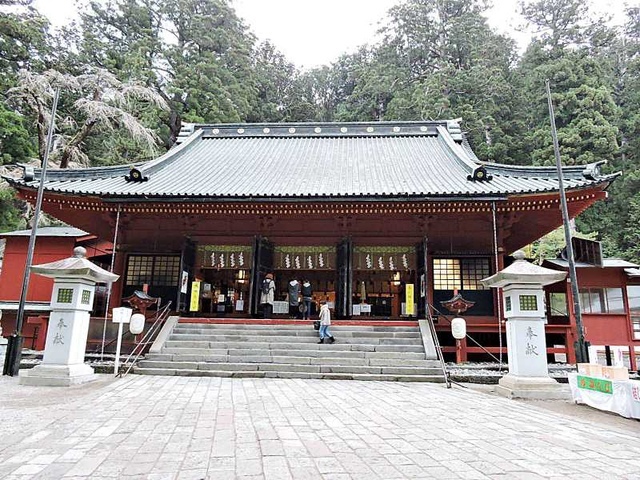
[416,237,429,319]
[249,235,274,316]
[177,237,197,313]
[336,237,353,319]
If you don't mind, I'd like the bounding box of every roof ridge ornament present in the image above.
[582,160,605,180]
[125,167,148,183]
[467,165,493,182]
[176,123,196,144]
[446,119,463,141]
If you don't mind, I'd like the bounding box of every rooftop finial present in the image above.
[73,246,87,258]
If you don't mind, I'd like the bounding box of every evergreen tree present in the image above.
[77,0,258,146]
[247,41,316,122]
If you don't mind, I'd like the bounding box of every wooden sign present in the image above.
[189,281,201,312]
[405,284,415,315]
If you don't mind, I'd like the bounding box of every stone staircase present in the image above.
[134,321,446,382]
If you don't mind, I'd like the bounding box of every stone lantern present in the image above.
[20,247,119,386]
[481,250,568,399]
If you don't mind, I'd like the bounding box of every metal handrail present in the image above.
[118,301,172,377]
[425,308,451,388]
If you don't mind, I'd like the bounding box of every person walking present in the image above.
[317,301,335,344]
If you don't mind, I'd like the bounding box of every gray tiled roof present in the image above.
[546,258,639,269]
[625,268,640,278]
[0,226,88,237]
[5,121,618,200]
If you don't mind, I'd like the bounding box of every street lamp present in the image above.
[112,307,132,375]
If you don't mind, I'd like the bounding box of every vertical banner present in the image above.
[189,281,201,312]
[405,283,415,316]
[180,271,189,294]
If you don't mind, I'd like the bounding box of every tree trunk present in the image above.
[59,120,97,168]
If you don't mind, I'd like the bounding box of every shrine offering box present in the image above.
[577,363,603,377]
[601,366,629,381]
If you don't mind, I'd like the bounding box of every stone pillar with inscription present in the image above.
[482,250,569,400]
[20,247,119,386]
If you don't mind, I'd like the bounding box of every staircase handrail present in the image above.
[424,308,451,388]
[118,301,173,377]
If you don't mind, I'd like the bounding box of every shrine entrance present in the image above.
[193,244,254,317]
[184,239,424,320]
[351,246,418,319]
[271,245,337,318]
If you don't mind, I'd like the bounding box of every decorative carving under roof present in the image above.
[123,290,159,315]
[440,290,476,314]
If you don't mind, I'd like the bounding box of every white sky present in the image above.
[34,0,629,69]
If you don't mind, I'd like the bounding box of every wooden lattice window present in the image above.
[433,258,490,291]
[126,255,180,287]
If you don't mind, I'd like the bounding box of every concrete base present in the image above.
[496,373,570,400]
[20,363,97,387]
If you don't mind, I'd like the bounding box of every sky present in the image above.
[33,0,629,70]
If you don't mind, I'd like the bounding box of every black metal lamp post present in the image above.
[545,79,589,364]
[3,87,60,376]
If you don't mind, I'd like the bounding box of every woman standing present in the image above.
[318,301,335,344]
[260,273,275,318]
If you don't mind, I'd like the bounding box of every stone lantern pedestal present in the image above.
[20,247,119,386]
[482,250,569,400]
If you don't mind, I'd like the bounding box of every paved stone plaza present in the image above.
[0,375,638,480]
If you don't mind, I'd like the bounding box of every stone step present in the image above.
[172,328,420,338]
[163,340,425,353]
[145,354,435,368]
[153,348,428,361]
[137,360,440,375]
[169,334,423,345]
[131,319,444,383]
[175,324,419,332]
[133,367,446,382]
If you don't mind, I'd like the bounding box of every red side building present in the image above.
[0,227,111,349]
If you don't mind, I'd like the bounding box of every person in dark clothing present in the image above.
[288,279,300,318]
[301,279,313,320]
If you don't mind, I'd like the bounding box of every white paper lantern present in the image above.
[451,317,466,340]
[129,313,145,335]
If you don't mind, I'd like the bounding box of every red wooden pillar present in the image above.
[109,249,127,311]
[26,316,49,351]
[565,328,577,365]
[456,337,468,363]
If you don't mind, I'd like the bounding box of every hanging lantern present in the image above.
[129,313,145,335]
[451,317,466,340]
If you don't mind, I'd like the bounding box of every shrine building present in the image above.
[4,121,620,363]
